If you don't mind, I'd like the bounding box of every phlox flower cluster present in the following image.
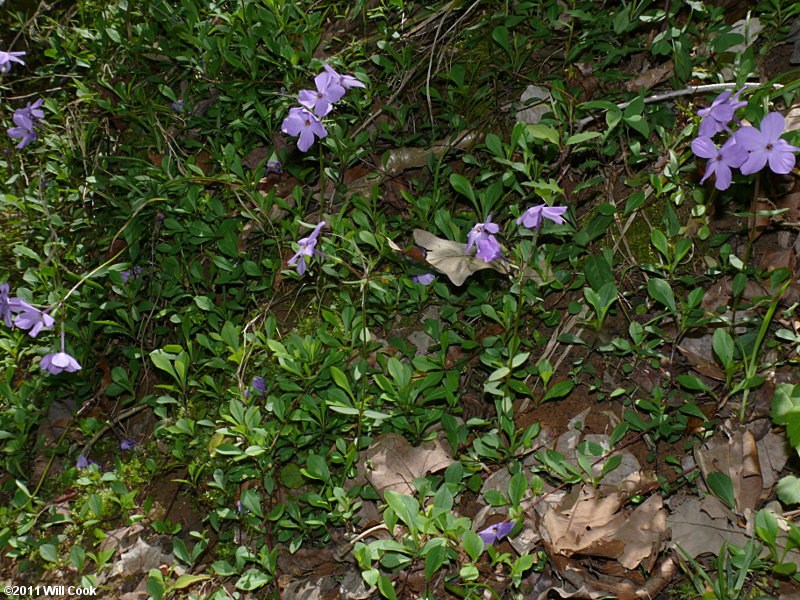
[692,90,799,191]
[7,98,46,149]
[1,283,81,375]
[281,64,365,152]
[464,203,568,264]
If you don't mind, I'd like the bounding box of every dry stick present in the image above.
[575,82,780,132]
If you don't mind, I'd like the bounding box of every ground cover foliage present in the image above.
[3,0,800,598]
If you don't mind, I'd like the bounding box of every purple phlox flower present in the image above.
[323,64,366,90]
[76,454,99,470]
[477,521,514,545]
[0,50,26,74]
[41,351,82,374]
[0,283,14,328]
[281,107,328,152]
[466,215,502,263]
[288,221,326,275]
[170,100,183,113]
[236,500,250,515]
[19,99,45,121]
[7,112,37,149]
[12,300,54,338]
[691,135,748,190]
[411,273,435,286]
[734,112,800,175]
[298,71,346,117]
[516,203,569,230]
[120,439,138,451]
[698,90,747,137]
[120,266,143,283]
[252,376,266,395]
[265,160,282,175]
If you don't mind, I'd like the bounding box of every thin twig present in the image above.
[575,82,779,131]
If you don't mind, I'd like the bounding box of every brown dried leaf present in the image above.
[539,486,665,569]
[694,429,763,512]
[667,495,750,558]
[413,229,510,286]
[361,433,453,498]
[626,61,674,92]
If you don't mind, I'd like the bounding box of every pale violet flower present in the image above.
[298,71,345,117]
[517,204,568,230]
[12,300,54,338]
[477,521,514,545]
[323,64,366,90]
[0,50,26,74]
[288,221,326,275]
[281,107,327,152]
[698,90,746,137]
[735,112,800,175]
[466,215,502,263]
[691,136,748,190]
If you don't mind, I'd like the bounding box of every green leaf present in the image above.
[384,491,420,534]
[172,574,211,590]
[566,131,601,145]
[676,375,711,392]
[508,472,527,506]
[525,124,559,144]
[303,454,331,483]
[650,229,669,260]
[39,544,59,563]
[491,25,510,52]
[706,471,736,510]
[462,530,484,562]
[329,366,353,396]
[424,545,448,580]
[541,380,574,402]
[377,575,398,600]
[712,328,735,370]
[235,568,271,590]
[449,174,476,203]
[771,384,800,426]
[647,278,676,313]
[777,476,800,505]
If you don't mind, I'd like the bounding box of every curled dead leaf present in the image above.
[413,229,510,286]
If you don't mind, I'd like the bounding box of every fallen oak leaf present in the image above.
[413,229,510,286]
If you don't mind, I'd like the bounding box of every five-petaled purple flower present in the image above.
[76,454,99,469]
[41,351,82,374]
[0,283,16,328]
[7,113,37,149]
[323,64,366,90]
[691,136,748,190]
[517,204,568,230]
[41,332,82,375]
[477,521,514,545]
[298,71,345,117]
[411,273,435,285]
[281,107,328,152]
[252,376,266,395]
[466,215,502,263]
[120,266,143,284]
[12,300,54,338]
[120,439,138,451]
[19,99,45,121]
[0,50,26,74]
[288,221,326,275]
[698,90,746,137]
[734,112,800,175]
